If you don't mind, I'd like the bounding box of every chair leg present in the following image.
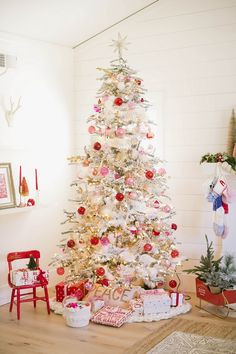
[16,289,20,320]
[9,289,15,312]
[44,286,50,315]
[33,287,36,308]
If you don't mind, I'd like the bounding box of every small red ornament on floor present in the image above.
[78,206,86,215]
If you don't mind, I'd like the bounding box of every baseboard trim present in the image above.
[0,284,11,306]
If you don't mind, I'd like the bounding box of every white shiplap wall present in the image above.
[74,0,236,290]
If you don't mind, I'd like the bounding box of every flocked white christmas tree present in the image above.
[51,34,181,291]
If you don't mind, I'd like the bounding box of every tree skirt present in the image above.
[49,297,191,322]
[146,331,236,354]
[127,303,191,323]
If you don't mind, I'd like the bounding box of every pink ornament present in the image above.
[144,243,153,252]
[85,281,93,291]
[128,192,137,200]
[100,166,109,176]
[163,205,171,213]
[114,173,121,180]
[125,177,134,186]
[88,125,96,134]
[153,200,160,208]
[165,231,171,236]
[94,104,101,113]
[158,168,166,176]
[115,127,125,137]
[100,236,110,246]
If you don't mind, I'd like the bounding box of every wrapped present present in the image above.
[55,281,87,302]
[11,268,49,286]
[141,290,171,315]
[170,292,184,307]
[91,305,132,327]
[130,298,144,316]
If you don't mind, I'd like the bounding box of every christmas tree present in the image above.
[51,34,180,290]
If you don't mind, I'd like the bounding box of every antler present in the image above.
[4,96,22,127]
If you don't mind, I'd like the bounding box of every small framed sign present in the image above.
[0,162,16,209]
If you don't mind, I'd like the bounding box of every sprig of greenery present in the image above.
[184,235,236,290]
[200,152,236,171]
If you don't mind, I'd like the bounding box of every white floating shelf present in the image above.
[0,206,43,216]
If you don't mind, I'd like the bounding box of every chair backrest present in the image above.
[7,250,40,271]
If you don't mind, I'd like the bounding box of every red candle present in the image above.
[19,165,22,188]
[35,169,38,190]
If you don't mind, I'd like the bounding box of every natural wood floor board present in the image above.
[0,292,235,354]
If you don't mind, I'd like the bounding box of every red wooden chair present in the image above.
[7,250,50,320]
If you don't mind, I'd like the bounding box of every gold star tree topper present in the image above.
[110,33,130,59]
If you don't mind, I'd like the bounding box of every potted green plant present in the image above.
[184,235,236,294]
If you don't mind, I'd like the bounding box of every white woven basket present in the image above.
[62,298,91,328]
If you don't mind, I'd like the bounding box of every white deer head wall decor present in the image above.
[4,96,22,127]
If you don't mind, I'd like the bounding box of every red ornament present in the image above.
[140,98,144,102]
[67,239,76,248]
[114,97,123,106]
[169,280,177,288]
[27,198,35,206]
[146,132,154,139]
[93,142,102,151]
[101,278,109,287]
[145,170,154,179]
[136,79,142,85]
[171,223,177,230]
[91,236,99,245]
[78,206,86,215]
[144,243,152,252]
[96,267,105,277]
[56,267,65,276]
[152,229,160,236]
[171,249,179,258]
[115,192,124,201]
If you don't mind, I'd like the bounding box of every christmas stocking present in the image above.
[213,195,225,237]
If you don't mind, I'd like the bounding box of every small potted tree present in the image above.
[184,236,236,305]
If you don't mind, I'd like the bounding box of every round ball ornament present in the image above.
[171,223,178,230]
[96,267,105,277]
[88,125,96,134]
[144,243,153,252]
[136,79,142,85]
[114,97,123,106]
[115,127,125,137]
[145,170,154,179]
[101,278,109,287]
[90,237,99,246]
[115,192,124,201]
[93,142,102,151]
[100,236,110,246]
[169,279,177,288]
[27,198,35,206]
[85,281,93,291]
[78,206,86,215]
[56,267,65,276]
[171,249,179,258]
[67,239,76,248]
[100,166,109,176]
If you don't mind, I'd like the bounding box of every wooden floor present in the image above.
[0,292,235,354]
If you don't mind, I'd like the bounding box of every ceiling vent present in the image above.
[0,53,17,69]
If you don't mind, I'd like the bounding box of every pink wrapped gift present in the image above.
[91,306,133,327]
